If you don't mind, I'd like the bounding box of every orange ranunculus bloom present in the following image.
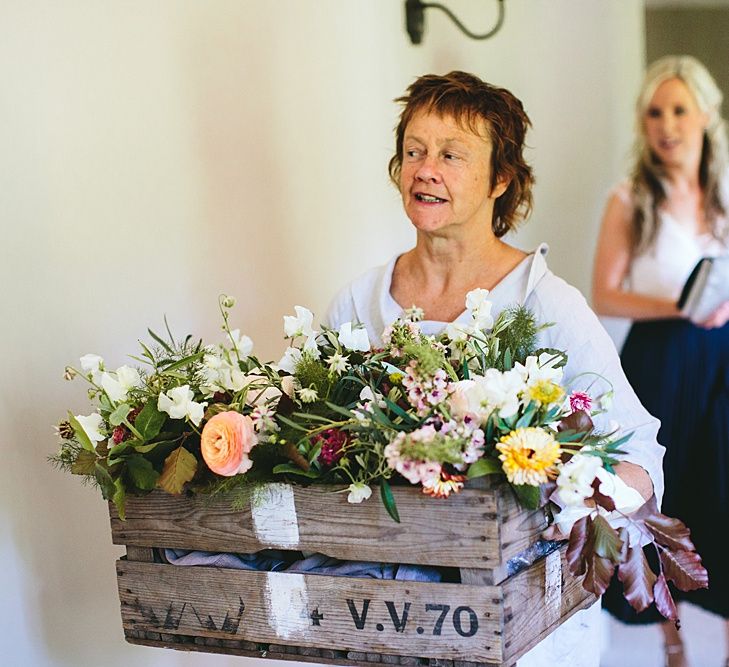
[200,411,257,476]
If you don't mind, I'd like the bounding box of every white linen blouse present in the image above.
[324,244,666,667]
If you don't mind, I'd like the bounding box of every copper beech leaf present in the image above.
[566,515,590,576]
[557,409,594,434]
[653,573,678,621]
[659,549,709,592]
[157,446,197,494]
[591,477,616,512]
[618,546,657,613]
[644,514,696,552]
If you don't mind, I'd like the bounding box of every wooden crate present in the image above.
[110,481,596,667]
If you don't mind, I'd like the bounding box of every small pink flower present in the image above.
[569,391,592,414]
[201,411,257,476]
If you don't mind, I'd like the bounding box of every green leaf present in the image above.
[461,359,470,380]
[379,479,400,523]
[135,401,166,441]
[511,483,540,509]
[503,347,513,371]
[126,454,160,491]
[515,402,537,429]
[157,446,197,494]
[94,463,116,500]
[70,449,97,475]
[109,403,131,427]
[277,414,311,432]
[147,327,174,354]
[591,514,623,561]
[467,457,503,479]
[272,463,321,479]
[159,351,205,372]
[68,412,95,452]
[383,397,418,424]
[113,477,127,520]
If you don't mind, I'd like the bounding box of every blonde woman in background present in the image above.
[593,55,729,667]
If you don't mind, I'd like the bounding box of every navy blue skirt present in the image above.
[602,318,729,622]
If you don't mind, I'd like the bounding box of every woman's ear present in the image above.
[491,176,510,199]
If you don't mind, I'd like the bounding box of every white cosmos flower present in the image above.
[226,329,254,358]
[283,306,316,339]
[278,347,302,374]
[80,354,104,383]
[75,412,106,444]
[100,365,142,403]
[347,483,372,504]
[157,385,207,426]
[337,322,370,352]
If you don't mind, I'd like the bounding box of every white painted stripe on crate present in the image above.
[264,572,310,639]
[544,549,562,626]
[251,483,300,548]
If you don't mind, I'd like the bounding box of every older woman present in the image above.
[593,55,729,667]
[326,71,665,667]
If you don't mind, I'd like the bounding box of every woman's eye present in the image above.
[674,106,686,116]
[444,153,458,161]
[405,149,420,158]
[647,108,661,119]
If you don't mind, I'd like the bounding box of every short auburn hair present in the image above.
[388,71,534,237]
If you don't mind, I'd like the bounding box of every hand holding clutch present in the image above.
[677,256,729,325]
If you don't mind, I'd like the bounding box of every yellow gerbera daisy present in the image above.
[496,427,561,486]
[528,380,564,406]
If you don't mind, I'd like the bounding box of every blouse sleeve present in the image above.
[530,275,665,506]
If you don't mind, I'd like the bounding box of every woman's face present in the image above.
[399,111,507,235]
[643,77,708,170]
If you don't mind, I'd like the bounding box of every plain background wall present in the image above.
[0,2,643,665]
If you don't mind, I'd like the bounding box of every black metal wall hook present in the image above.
[405,0,505,45]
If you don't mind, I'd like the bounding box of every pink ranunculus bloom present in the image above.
[201,411,257,476]
[569,391,593,414]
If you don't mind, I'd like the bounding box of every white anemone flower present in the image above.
[283,306,316,339]
[157,385,207,426]
[337,322,370,352]
[75,412,106,444]
[347,483,373,504]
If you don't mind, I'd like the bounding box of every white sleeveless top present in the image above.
[614,182,727,301]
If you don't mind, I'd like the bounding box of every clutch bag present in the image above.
[677,255,729,323]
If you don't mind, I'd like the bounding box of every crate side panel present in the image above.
[500,546,597,663]
[495,487,549,568]
[110,486,500,569]
[116,561,506,663]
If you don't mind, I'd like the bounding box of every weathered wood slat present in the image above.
[116,560,506,663]
[501,548,597,659]
[110,484,514,569]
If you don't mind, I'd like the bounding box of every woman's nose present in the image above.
[414,156,440,182]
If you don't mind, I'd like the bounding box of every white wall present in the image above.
[0,2,643,665]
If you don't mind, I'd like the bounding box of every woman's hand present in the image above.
[698,299,729,329]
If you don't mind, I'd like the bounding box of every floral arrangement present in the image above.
[52,292,707,620]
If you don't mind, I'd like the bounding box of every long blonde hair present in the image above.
[630,55,729,252]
